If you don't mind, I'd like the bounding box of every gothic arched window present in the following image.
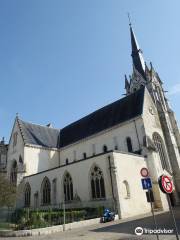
[90,165,106,199]
[153,132,170,171]
[41,177,51,205]
[103,145,108,153]
[63,172,73,201]
[126,137,133,152]
[24,183,31,207]
[10,160,17,184]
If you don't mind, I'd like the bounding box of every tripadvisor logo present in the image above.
[135,227,143,236]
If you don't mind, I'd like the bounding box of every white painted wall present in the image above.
[60,118,143,166]
[113,152,150,218]
[24,146,59,175]
[18,151,152,219]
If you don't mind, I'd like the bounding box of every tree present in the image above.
[0,175,16,207]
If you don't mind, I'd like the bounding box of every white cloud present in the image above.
[168,83,180,96]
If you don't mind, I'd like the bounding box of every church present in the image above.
[6,24,180,219]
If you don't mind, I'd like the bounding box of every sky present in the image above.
[1,0,180,142]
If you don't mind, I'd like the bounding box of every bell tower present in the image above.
[125,22,180,203]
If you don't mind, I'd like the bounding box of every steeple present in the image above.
[129,24,146,79]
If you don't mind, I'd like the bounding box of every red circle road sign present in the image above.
[159,175,173,194]
[140,168,149,177]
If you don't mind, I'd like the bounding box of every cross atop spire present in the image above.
[129,23,146,79]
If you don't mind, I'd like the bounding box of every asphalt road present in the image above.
[1,208,180,240]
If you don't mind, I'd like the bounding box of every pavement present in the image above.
[1,207,180,240]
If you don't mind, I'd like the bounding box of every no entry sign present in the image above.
[159,175,173,194]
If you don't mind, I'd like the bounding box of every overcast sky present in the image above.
[1,0,180,142]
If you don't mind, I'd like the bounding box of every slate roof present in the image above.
[18,119,60,148]
[60,87,145,147]
[17,87,145,149]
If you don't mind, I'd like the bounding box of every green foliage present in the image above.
[12,207,102,230]
[0,175,16,207]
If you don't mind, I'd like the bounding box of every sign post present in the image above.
[158,175,179,240]
[140,168,159,240]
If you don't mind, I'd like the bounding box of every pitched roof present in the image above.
[16,87,145,149]
[18,119,60,148]
[60,87,145,147]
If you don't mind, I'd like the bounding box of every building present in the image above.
[6,24,180,219]
[0,138,8,176]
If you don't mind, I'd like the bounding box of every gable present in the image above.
[8,117,24,150]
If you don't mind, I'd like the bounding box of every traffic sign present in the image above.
[141,178,152,190]
[140,167,149,177]
[158,175,173,194]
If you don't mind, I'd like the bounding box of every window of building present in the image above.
[13,132,18,147]
[19,155,23,164]
[34,191,39,208]
[92,144,96,155]
[90,165,106,199]
[113,136,118,150]
[66,158,69,165]
[122,180,130,199]
[63,172,73,202]
[126,137,133,152]
[103,145,108,153]
[52,178,57,205]
[24,183,31,207]
[153,132,170,171]
[83,152,87,159]
[73,150,76,161]
[41,177,51,205]
[10,160,17,184]
[0,154,6,168]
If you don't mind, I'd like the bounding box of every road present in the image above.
[1,208,180,240]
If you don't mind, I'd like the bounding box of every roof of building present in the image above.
[60,87,145,147]
[17,119,60,148]
[17,87,145,149]
[130,25,146,79]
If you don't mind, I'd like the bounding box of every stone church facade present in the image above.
[6,25,180,219]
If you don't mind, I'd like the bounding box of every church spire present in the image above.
[129,22,146,79]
